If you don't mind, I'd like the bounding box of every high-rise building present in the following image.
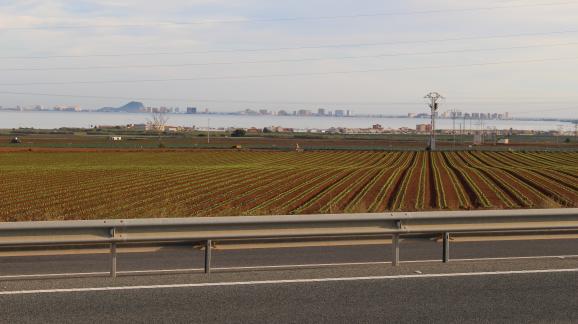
[186,107,197,114]
[317,108,326,116]
[335,110,345,117]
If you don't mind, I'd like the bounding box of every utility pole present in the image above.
[480,117,484,145]
[555,124,564,145]
[424,92,444,151]
[459,123,462,146]
[491,126,496,145]
[462,115,467,145]
[451,108,459,151]
[207,118,210,144]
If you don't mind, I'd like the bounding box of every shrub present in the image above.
[231,129,246,137]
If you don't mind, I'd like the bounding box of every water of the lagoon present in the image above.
[0,110,573,131]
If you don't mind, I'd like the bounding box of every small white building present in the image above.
[473,134,483,145]
[109,136,122,141]
[497,138,510,144]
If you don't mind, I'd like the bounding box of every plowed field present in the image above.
[0,151,576,221]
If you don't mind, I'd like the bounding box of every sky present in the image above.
[0,0,577,118]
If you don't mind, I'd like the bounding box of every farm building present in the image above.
[416,124,432,133]
[473,134,483,145]
[246,127,261,135]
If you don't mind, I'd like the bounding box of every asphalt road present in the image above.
[0,237,577,323]
[1,268,577,323]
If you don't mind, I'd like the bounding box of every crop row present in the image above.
[0,151,576,221]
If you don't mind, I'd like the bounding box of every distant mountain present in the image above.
[98,101,145,113]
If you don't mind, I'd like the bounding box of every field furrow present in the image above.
[0,150,576,220]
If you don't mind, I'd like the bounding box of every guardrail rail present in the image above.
[0,208,577,279]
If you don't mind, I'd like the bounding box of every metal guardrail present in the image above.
[1,208,577,278]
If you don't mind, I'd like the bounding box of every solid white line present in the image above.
[215,261,391,270]
[121,268,204,274]
[404,254,578,263]
[0,272,107,279]
[210,254,578,270]
[1,268,577,296]
[1,254,577,279]
[448,255,578,262]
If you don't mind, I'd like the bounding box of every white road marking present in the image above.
[443,255,578,262]
[214,254,578,270]
[1,268,577,296]
[0,254,577,280]
[0,247,166,257]
[215,261,391,270]
[0,272,105,279]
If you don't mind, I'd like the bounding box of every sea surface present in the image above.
[0,111,572,131]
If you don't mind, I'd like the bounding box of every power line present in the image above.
[3,29,578,60]
[0,91,421,105]
[517,107,578,114]
[0,56,575,86]
[2,42,577,72]
[2,1,575,31]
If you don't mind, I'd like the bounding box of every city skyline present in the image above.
[0,101,520,122]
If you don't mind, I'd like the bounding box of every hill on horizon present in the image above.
[98,101,145,113]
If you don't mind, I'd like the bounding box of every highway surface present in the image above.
[0,237,577,323]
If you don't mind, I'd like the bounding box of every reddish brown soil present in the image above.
[1,151,576,221]
[432,153,463,209]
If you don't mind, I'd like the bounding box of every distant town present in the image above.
[2,102,577,135]
[0,100,514,120]
[1,101,365,117]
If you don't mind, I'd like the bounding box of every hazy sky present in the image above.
[0,0,577,118]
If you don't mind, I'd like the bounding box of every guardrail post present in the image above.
[392,234,400,266]
[110,227,117,278]
[205,240,212,274]
[110,243,117,278]
[442,232,450,263]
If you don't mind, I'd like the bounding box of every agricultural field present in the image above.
[2,132,578,151]
[0,150,576,221]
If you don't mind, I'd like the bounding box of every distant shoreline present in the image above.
[0,109,574,123]
[0,110,575,132]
